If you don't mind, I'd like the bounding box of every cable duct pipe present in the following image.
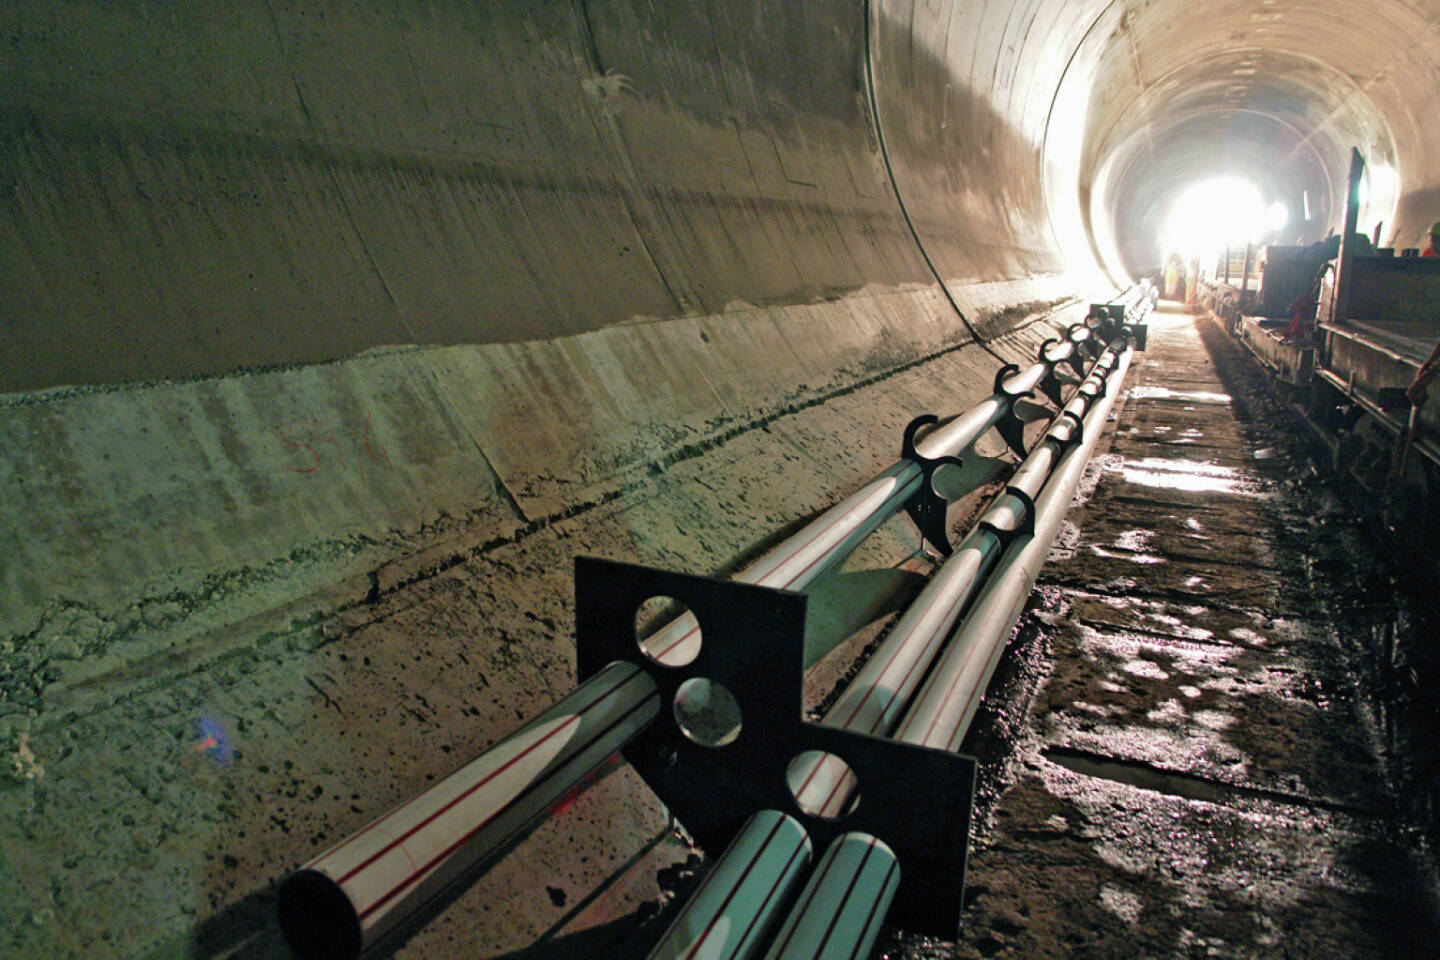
[276,661,659,960]
[748,341,1136,953]
[787,524,1003,817]
[277,312,1107,958]
[640,318,1097,668]
[658,313,1144,934]
[761,832,900,960]
[645,810,813,960]
[895,348,1134,752]
[785,338,1128,817]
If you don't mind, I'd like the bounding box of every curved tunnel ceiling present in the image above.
[1070,0,1440,279]
[5,1,1440,389]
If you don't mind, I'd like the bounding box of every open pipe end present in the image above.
[277,869,363,960]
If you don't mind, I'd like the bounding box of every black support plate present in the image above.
[574,556,977,938]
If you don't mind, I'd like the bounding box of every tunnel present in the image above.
[4,2,1440,958]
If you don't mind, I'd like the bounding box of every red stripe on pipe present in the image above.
[849,858,899,960]
[325,667,640,871]
[724,839,810,960]
[905,640,973,749]
[944,632,1014,753]
[338,672,638,885]
[356,693,658,921]
[813,837,878,958]
[680,815,789,960]
[796,580,960,811]
[832,550,981,733]
[802,551,987,816]
[764,840,831,958]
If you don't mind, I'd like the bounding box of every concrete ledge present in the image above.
[2,281,1074,720]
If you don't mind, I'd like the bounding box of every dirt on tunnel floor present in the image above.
[881,303,1440,959]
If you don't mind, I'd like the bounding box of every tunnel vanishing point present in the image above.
[4,2,1440,959]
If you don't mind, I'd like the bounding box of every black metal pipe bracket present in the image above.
[1089,368,1109,401]
[575,556,977,938]
[899,414,969,556]
[1036,339,1069,407]
[1088,304,1131,346]
[1066,323,1101,363]
[1059,325,1091,373]
[1122,322,1149,351]
[977,486,1037,545]
[1057,409,1086,446]
[993,363,1037,459]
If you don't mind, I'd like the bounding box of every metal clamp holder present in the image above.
[977,486,1037,546]
[900,415,971,556]
[1121,322,1149,351]
[1067,322,1101,362]
[575,556,977,938]
[1088,303,1127,345]
[1037,339,1071,407]
[1059,326,1092,374]
[1057,407,1086,446]
[993,364,1037,459]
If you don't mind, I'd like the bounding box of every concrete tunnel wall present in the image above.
[1,1,1093,696]
[7,0,1440,957]
[1,3,1102,955]
[0,2,1090,548]
[1,0,1086,392]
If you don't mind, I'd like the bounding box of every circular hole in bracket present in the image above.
[786,750,861,821]
[930,459,972,501]
[635,595,701,667]
[672,677,742,747]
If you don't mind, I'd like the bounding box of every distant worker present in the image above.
[1281,288,1317,342]
[1423,220,1440,257]
[1164,253,1184,299]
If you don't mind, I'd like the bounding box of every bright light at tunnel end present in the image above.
[1266,200,1288,234]
[1160,177,1286,262]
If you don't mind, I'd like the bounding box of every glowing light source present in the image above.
[1361,163,1400,230]
[1266,201,1288,233]
[1159,177,1281,262]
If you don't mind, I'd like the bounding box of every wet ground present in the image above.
[880,303,1440,959]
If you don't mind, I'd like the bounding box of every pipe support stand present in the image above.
[575,556,976,938]
[899,414,970,556]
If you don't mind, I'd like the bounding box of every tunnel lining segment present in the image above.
[861,0,1002,360]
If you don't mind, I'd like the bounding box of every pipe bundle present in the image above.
[275,295,1149,960]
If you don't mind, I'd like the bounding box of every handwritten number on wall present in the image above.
[280,426,319,474]
[281,415,393,476]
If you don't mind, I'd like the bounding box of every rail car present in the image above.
[1208,240,1440,554]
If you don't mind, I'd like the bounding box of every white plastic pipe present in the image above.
[640,344,1087,667]
[786,338,1128,816]
[277,660,659,960]
[279,314,1105,956]
[639,463,924,666]
[894,349,1133,752]
[761,832,899,960]
[786,525,1002,817]
[647,810,813,960]
[1009,353,1115,498]
[764,343,1135,951]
